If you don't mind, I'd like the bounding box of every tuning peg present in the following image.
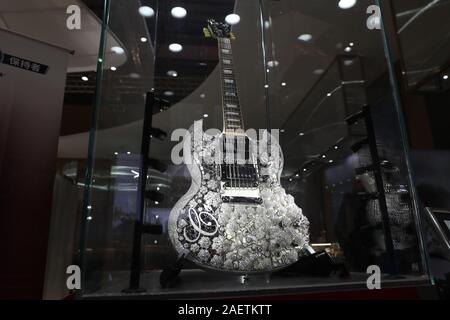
[203,28,212,38]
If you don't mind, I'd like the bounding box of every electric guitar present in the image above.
[168,19,310,273]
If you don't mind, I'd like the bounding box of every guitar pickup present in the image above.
[222,195,263,205]
[221,187,262,204]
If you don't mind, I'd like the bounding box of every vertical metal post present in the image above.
[77,0,111,299]
[376,0,431,277]
[363,105,397,274]
[124,92,154,293]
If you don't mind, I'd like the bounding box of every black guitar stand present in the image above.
[276,250,350,278]
[159,254,188,289]
[122,92,170,294]
[336,55,399,275]
[346,104,398,275]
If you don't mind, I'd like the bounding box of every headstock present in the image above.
[203,19,235,40]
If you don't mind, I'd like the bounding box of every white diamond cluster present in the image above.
[175,132,310,272]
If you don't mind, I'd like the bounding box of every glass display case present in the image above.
[77,0,431,298]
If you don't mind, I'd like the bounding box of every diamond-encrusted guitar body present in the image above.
[168,121,310,273]
[168,19,309,273]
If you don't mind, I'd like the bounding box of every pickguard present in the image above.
[168,123,310,273]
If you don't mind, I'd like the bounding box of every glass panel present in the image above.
[80,0,430,298]
[391,0,450,88]
[262,0,428,277]
[80,0,158,295]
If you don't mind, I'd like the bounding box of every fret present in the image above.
[219,37,243,131]
[225,116,241,120]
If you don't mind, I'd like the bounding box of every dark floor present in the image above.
[82,269,431,299]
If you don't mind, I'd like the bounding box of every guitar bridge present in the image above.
[220,184,262,204]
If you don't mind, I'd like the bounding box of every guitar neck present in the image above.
[217,38,244,133]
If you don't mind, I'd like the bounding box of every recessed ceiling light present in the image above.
[203,114,209,118]
[344,59,354,66]
[127,151,131,155]
[349,42,355,47]
[322,155,326,158]
[298,34,312,42]
[443,74,449,80]
[87,216,93,221]
[81,76,89,81]
[327,93,332,97]
[267,60,279,68]
[156,186,160,191]
[200,93,206,99]
[171,7,187,18]
[264,84,269,88]
[111,46,125,55]
[225,14,240,25]
[169,43,183,53]
[110,66,117,71]
[154,201,159,205]
[164,91,174,96]
[313,69,324,75]
[303,168,307,172]
[329,159,334,163]
[167,70,178,77]
[140,37,148,43]
[344,46,352,53]
[138,6,154,17]
[281,82,287,87]
[334,146,339,150]
[338,0,357,10]
[114,152,119,155]
[299,132,305,136]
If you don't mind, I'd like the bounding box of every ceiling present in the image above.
[58,0,391,177]
[0,0,126,72]
[1,0,446,176]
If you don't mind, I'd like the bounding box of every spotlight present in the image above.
[225,14,240,25]
[138,6,154,18]
[169,43,183,53]
[171,7,187,18]
[167,70,178,77]
[338,0,357,10]
[111,46,125,55]
[298,34,312,42]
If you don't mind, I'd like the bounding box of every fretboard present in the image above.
[218,38,244,133]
